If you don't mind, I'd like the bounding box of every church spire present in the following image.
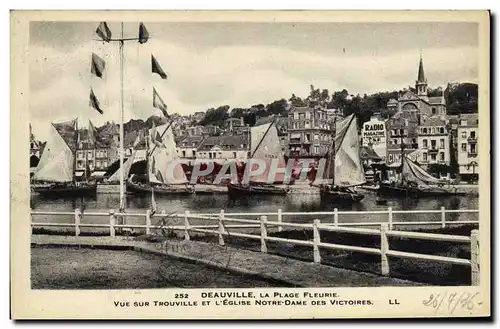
[417,50,426,83]
[415,51,428,97]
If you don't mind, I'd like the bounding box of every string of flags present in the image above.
[91,21,170,119]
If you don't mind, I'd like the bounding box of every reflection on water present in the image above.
[31,191,479,228]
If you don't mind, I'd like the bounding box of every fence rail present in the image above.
[31,207,480,284]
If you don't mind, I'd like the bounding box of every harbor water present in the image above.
[30,190,480,233]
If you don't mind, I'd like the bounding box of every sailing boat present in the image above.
[227,118,290,196]
[378,155,465,197]
[319,114,365,204]
[32,119,96,197]
[126,123,194,195]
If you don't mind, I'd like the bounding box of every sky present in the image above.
[29,21,479,141]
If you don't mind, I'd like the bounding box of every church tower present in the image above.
[415,53,428,98]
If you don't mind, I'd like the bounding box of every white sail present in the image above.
[402,156,442,186]
[331,114,366,186]
[148,124,188,185]
[249,121,286,183]
[107,150,137,183]
[33,124,74,182]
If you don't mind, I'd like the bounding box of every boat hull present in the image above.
[378,183,467,198]
[227,183,290,196]
[32,184,97,198]
[319,188,365,204]
[126,181,194,196]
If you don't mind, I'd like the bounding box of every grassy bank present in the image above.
[32,224,477,286]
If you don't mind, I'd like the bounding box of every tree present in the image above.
[266,99,288,116]
[200,105,230,126]
[289,93,306,107]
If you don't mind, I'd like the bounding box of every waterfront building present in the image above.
[456,114,479,181]
[287,106,332,158]
[417,116,450,168]
[385,110,419,168]
[196,132,249,162]
[75,122,119,179]
[361,116,387,160]
[176,136,206,159]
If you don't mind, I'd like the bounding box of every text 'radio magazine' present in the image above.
[10,10,491,320]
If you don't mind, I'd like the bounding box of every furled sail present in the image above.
[33,122,75,182]
[249,121,287,183]
[147,124,188,185]
[402,156,442,186]
[325,114,366,187]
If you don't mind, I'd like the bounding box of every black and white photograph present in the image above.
[11,10,490,319]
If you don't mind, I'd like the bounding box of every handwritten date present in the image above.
[422,292,481,315]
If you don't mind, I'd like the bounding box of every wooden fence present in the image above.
[30,207,480,284]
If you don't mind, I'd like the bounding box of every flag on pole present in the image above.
[152,55,167,79]
[138,22,149,44]
[91,53,106,78]
[88,120,97,145]
[89,88,103,114]
[153,88,168,117]
[96,22,112,42]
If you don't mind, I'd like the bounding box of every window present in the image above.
[440,127,445,134]
[294,113,298,120]
[431,128,436,134]
[233,152,237,158]
[314,146,319,154]
[423,153,428,162]
[470,144,477,154]
[470,131,476,138]
[102,161,108,168]
[393,139,398,145]
[314,134,319,140]
[439,152,445,161]
[182,150,186,157]
[431,107,436,115]
[461,131,467,138]
[422,139,428,148]
[304,121,310,128]
[440,139,445,149]
[399,129,404,135]
[431,140,436,149]
[192,150,196,157]
[431,154,436,161]
[305,112,311,120]
[461,143,467,151]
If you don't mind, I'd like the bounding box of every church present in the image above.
[386,55,447,117]
[385,55,449,169]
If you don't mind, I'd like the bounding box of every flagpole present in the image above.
[119,22,125,211]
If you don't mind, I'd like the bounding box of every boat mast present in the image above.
[74,119,78,185]
[399,134,405,185]
[119,22,125,211]
[330,116,337,188]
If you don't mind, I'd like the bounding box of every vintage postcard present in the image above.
[11,10,490,319]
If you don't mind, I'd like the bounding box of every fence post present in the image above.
[380,223,389,276]
[334,208,339,227]
[277,208,283,232]
[388,207,393,230]
[471,229,480,285]
[313,219,321,264]
[184,210,190,241]
[218,210,225,246]
[74,208,81,237]
[109,209,116,237]
[441,206,446,228]
[145,210,151,235]
[260,215,268,253]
